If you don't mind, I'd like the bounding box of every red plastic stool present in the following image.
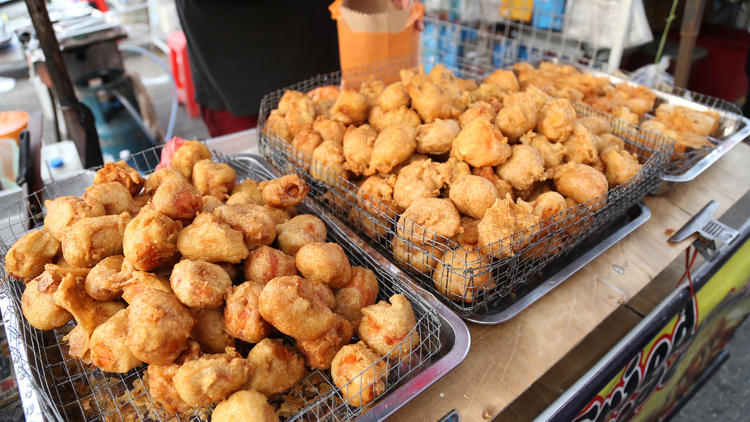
[167,31,199,118]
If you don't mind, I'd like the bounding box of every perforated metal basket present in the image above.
[0,147,468,421]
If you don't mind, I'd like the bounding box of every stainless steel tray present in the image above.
[466,202,650,324]
[0,150,470,421]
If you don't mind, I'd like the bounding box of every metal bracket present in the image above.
[669,200,739,261]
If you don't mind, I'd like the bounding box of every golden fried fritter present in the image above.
[192,159,236,199]
[285,94,316,137]
[377,82,410,111]
[245,338,305,396]
[343,124,377,175]
[213,203,276,249]
[61,213,130,268]
[6,228,60,281]
[295,242,352,289]
[537,99,576,141]
[143,167,186,194]
[298,314,353,370]
[334,266,379,325]
[360,77,386,108]
[397,198,461,245]
[497,93,538,141]
[485,69,520,93]
[433,248,491,302]
[393,158,445,210]
[44,196,105,241]
[574,116,612,135]
[89,309,142,373]
[177,213,249,263]
[170,259,231,309]
[264,109,292,142]
[258,275,336,341]
[172,140,211,180]
[275,214,327,256]
[243,246,297,284]
[190,307,235,354]
[93,161,144,195]
[471,166,514,201]
[532,191,567,221]
[601,147,642,186]
[459,102,495,127]
[452,119,511,167]
[522,132,564,168]
[331,342,386,407]
[231,179,264,202]
[496,144,546,191]
[416,118,460,155]
[552,162,609,205]
[224,281,273,343]
[331,90,368,125]
[368,125,417,175]
[82,182,135,215]
[151,177,202,220]
[312,116,346,143]
[123,208,181,271]
[477,195,540,258]
[358,294,419,361]
[212,390,278,422]
[369,105,421,132]
[563,123,599,165]
[456,216,480,249]
[21,271,73,330]
[392,236,444,274]
[126,288,194,365]
[84,255,125,301]
[448,174,500,219]
[174,348,252,407]
[311,140,348,181]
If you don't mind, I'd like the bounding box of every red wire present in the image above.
[676,246,699,301]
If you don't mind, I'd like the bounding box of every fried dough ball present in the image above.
[449,174,500,219]
[553,162,609,205]
[21,271,73,330]
[601,147,642,186]
[311,140,348,181]
[497,95,538,141]
[452,119,511,167]
[82,182,135,215]
[459,102,495,127]
[245,338,305,396]
[343,124,377,175]
[61,213,129,268]
[393,159,444,210]
[174,348,252,408]
[295,242,352,289]
[331,90,368,125]
[369,105,421,132]
[172,140,211,180]
[331,342,387,407]
[54,270,125,332]
[123,208,181,271]
[126,288,193,365]
[6,228,60,281]
[291,126,323,168]
[120,270,171,304]
[456,216,480,248]
[84,255,126,301]
[275,214,327,255]
[264,109,292,142]
[596,133,626,153]
[170,259,231,309]
[201,195,223,213]
[151,177,202,220]
[485,69,520,93]
[298,314,353,370]
[522,132,564,168]
[212,390,278,422]
[44,196,105,241]
[392,237,444,274]
[472,166,514,200]
[477,196,540,258]
[231,179,264,202]
[563,124,599,165]
[177,213,249,263]
[416,118,460,155]
[397,198,461,245]
[405,77,459,123]
[469,83,506,110]
[64,302,126,364]
[258,275,336,341]
[191,307,235,354]
[360,77,385,107]
[368,125,417,175]
[537,99,576,141]
[143,167,185,194]
[285,94,316,137]
[434,248,491,302]
[358,294,419,361]
[533,191,567,221]
[496,144,546,191]
[93,161,144,195]
[224,281,273,343]
[377,82,410,111]
[147,363,192,414]
[192,159,236,199]
[313,116,346,143]
[89,309,142,373]
[243,246,297,284]
[213,204,276,249]
[575,116,612,135]
[334,266,379,325]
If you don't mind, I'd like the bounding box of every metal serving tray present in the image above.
[0,149,469,422]
[466,202,650,324]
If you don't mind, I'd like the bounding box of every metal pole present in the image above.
[674,0,706,88]
[25,0,103,167]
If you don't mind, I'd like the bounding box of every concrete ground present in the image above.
[1,40,749,421]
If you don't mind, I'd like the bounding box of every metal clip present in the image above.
[668,200,739,261]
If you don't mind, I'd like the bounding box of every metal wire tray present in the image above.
[0,147,469,421]
[257,57,672,318]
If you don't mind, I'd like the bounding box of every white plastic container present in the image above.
[41,141,85,183]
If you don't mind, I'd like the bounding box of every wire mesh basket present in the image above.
[257,55,672,317]
[0,146,444,421]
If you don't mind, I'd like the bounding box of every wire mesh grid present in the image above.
[0,146,442,421]
[257,58,671,316]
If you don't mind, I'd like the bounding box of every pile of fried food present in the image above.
[5,141,422,420]
[264,64,644,302]
[513,61,721,155]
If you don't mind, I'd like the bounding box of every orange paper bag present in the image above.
[330,0,424,87]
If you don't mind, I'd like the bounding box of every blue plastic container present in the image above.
[532,0,564,31]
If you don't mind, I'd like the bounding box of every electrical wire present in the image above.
[118,44,178,141]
